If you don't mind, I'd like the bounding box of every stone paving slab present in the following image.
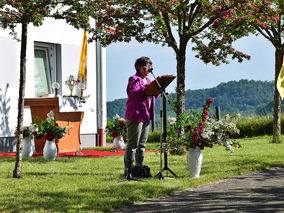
[111,166,284,212]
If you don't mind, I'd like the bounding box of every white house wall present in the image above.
[0,18,106,150]
[0,34,20,138]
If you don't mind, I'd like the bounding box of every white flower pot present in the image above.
[43,140,57,160]
[22,136,34,157]
[113,135,124,151]
[186,147,203,178]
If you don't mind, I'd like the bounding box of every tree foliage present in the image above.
[88,0,252,121]
[223,0,284,143]
[90,0,282,142]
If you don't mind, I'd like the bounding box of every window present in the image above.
[34,42,61,97]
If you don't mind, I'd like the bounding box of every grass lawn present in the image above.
[0,137,284,212]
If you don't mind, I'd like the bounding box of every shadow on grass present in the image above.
[0,181,175,212]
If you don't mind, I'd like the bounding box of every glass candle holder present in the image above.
[52,82,60,97]
[77,83,86,97]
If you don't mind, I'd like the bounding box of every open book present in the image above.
[145,74,176,95]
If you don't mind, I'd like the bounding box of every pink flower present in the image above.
[212,18,221,29]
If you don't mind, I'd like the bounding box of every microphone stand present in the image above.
[149,71,176,180]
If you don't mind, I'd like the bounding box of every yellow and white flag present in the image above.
[78,31,87,83]
[276,62,284,100]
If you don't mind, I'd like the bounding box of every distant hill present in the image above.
[107,79,274,120]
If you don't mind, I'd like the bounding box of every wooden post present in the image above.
[216,106,221,121]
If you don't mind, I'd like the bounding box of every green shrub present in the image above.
[108,115,283,142]
[236,115,284,137]
[147,130,161,143]
[106,135,113,143]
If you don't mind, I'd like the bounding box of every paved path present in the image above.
[111,166,284,212]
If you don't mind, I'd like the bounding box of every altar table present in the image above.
[24,97,84,153]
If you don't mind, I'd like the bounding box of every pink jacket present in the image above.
[125,72,156,124]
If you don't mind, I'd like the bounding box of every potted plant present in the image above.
[32,110,66,160]
[105,114,127,151]
[166,98,240,178]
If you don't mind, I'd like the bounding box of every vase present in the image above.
[113,135,124,151]
[43,140,57,160]
[186,147,203,178]
[22,136,34,157]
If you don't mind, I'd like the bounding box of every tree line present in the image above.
[107,79,275,121]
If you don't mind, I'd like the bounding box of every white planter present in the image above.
[186,147,203,178]
[113,135,124,151]
[22,136,34,157]
[43,140,57,160]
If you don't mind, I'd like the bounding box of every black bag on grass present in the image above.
[131,165,152,178]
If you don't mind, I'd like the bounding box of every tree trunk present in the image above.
[13,22,28,178]
[175,48,186,118]
[272,49,283,144]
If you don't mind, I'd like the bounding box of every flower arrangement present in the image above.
[105,114,127,140]
[200,115,241,152]
[32,110,66,141]
[166,98,240,154]
[14,126,35,139]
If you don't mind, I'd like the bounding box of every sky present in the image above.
[105,35,275,102]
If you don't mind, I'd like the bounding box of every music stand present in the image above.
[146,74,177,179]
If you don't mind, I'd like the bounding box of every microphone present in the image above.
[148,67,153,73]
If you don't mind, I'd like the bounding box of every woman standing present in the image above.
[124,56,157,177]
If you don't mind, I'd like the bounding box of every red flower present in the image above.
[119,120,125,126]
[111,131,119,138]
[202,114,208,120]
[193,134,199,145]
[206,98,214,107]
[203,110,209,115]
[45,132,56,141]
[203,105,208,110]
[186,125,192,131]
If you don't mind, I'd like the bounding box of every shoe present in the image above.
[126,173,133,180]
[124,170,132,179]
